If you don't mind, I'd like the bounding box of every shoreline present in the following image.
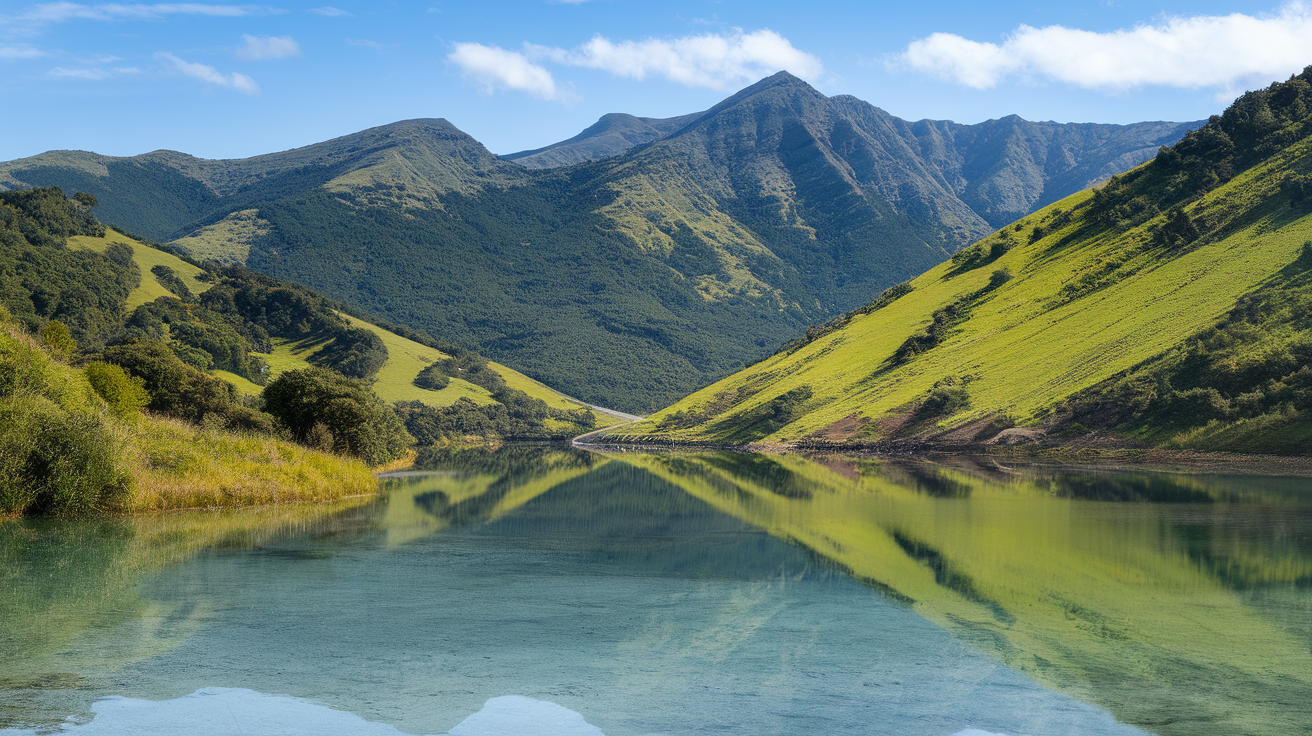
[581,433,1312,477]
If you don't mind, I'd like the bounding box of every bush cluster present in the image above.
[263,366,411,465]
[100,338,277,434]
[395,386,595,444]
[0,308,130,516]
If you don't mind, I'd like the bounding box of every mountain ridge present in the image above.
[504,111,705,169]
[0,72,1201,412]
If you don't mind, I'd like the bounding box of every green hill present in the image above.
[610,69,1312,455]
[70,229,600,438]
[0,74,1196,413]
[1,189,598,481]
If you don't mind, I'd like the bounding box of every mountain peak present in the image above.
[708,70,825,110]
[758,70,807,86]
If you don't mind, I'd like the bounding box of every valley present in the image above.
[5,67,1312,519]
[4,28,1312,736]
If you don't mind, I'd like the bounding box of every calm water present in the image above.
[1,446,1310,735]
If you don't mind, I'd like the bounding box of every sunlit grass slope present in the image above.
[616,128,1312,445]
[167,208,268,265]
[68,228,210,309]
[234,312,591,416]
[0,311,376,515]
[113,415,376,511]
[614,450,1312,736]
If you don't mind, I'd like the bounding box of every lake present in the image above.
[1,445,1309,735]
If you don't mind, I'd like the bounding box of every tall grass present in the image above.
[112,415,376,511]
[0,309,378,516]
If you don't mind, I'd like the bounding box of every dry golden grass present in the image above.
[110,414,378,512]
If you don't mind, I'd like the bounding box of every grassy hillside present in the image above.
[166,208,268,265]
[68,228,209,309]
[0,308,377,515]
[614,70,1312,452]
[242,312,590,414]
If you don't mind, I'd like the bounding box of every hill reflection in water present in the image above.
[2,445,1309,735]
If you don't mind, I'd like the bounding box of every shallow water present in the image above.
[1,446,1309,735]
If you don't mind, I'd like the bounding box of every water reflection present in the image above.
[370,447,1312,733]
[2,447,1310,735]
[612,451,1312,736]
[0,500,372,728]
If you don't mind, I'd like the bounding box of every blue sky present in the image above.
[2,1,1311,161]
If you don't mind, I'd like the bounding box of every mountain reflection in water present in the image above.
[1,444,1309,735]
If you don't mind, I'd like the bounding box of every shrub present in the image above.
[413,363,450,390]
[40,320,77,358]
[84,361,150,418]
[150,265,195,302]
[0,393,130,516]
[919,385,972,418]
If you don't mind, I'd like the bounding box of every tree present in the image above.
[262,366,411,465]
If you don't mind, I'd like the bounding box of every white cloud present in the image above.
[236,34,300,60]
[9,3,274,25]
[529,28,823,90]
[447,42,564,101]
[896,4,1312,95]
[308,6,350,16]
[346,38,385,51]
[157,51,258,93]
[48,65,139,79]
[0,45,45,59]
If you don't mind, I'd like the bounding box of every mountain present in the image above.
[609,68,1312,455]
[0,73,1198,413]
[503,111,704,168]
[0,119,527,243]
